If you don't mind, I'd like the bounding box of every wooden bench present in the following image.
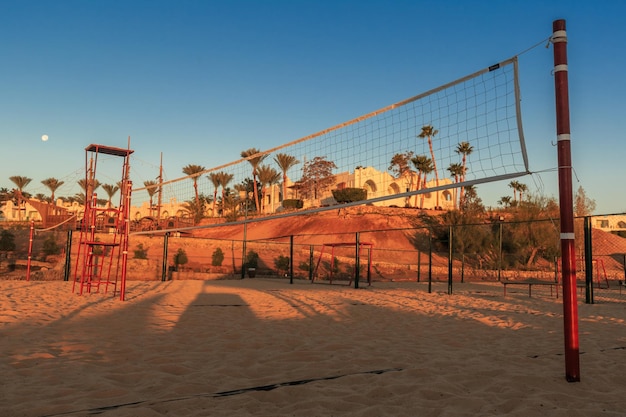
[502,279,558,298]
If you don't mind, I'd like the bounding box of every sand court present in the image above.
[1,279,625,416]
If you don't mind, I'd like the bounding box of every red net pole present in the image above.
[552,19,580,382]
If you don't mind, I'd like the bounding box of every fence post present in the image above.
[416,250,421,282]
[448,224,453,295]
[63,229,72,282]
[428,229,433,294]
[583,216,594,304]
[289,235,294,284]
[354,232,360,289]
[161,232,169,282]
[309,245,314,281]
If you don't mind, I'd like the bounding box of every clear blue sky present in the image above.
[1,0,624,214]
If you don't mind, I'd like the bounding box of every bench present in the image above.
[502,279,558,298]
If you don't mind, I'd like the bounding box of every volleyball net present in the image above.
[131,56,529,228]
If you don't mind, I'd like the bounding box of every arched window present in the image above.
[388,182,401,194]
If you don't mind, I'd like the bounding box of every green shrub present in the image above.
[212,247,225,266]
[42,236,61,256]
[332,188,367,203]
[0,230,16,251]
[282,199,303,209]
[173,248,188,268]
[274,255,290,274]
[133,243,148,259]
[245,250,259,268]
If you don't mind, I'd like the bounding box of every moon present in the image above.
[42,135,49,142]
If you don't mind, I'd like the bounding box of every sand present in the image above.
[1,278,625,417]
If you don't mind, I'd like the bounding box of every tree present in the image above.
[388,151,415,178]
[182,164,206,208]
[455,141,473,207]
[574,186,596,217]
[257,165,281,213]
[273,153,299,202]
[212,247,225,266]
[173,248,188,270]
[241,148,268,212]
[447,163,465,210]
[77,178,101,205]
[217,172,234,215]
[297,156,337,200]
[9,175,32,221]
[412,155,433,209]
[208,172,221,217]
[498,196,513,208]
[143,180,158,215]
[101,183,120,208]
[418,125,440,207]
[0,230,16,251]
[41,177,65,203]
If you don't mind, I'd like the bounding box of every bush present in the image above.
[42,236,61,256]
[173,248,188,268]
[332,188,367,203]
[282,199,303,209]
[0,230,16,251]
[245,250,259,268]
[133,243,148,259]
[274,255,290,274]
[212,247,225,266]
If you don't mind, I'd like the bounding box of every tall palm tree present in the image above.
[41,177,65,203]
[273,153,299,202]
[418,125,440,207]
[411,155,431,208]
[218,172,234,216]
[143,180,158,215]
[447,163,465,210]
[9,175,32,220]
[78,178,101,205]
[455,141,473,207]
[508,180,520,203]
[517,182,528,203]
[241,148,268,212]
[208,172,221,217]
[256,165,281,213]
[101,183,120,208]
[412,156,433,209]
[182,164,206,208]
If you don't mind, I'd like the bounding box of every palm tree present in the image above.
[517,182,528,203]
[498,196,513,208]
[508,180,520,203]
[455,141,473,207]
[411,155,431,208]
[241,148,268,212]
[208,172,221,217]
[256,165,281,213]
[412,156,433,209]
[41,177,65,203]
[418,125,440,207]
[9,175,32,220]
[447,163,465,210]
[218,172,234,216]
[143,180,158,215]
[273,153,299,202]
[101,183,120,208]
[182,164,206,208]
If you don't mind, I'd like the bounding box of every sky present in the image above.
[1,0,625,215]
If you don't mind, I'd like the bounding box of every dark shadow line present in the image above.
[39,367,403,417]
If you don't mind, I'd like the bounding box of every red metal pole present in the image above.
[552,19,580,382]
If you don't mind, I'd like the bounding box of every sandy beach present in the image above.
[1,278,625,416]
